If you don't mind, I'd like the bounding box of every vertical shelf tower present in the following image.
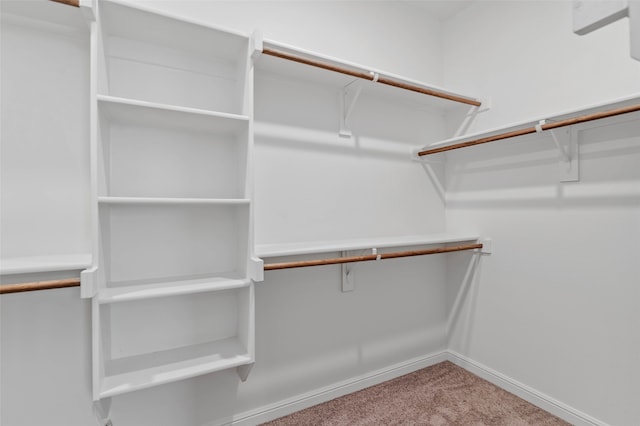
[81,0,261,400]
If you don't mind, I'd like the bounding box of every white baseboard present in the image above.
[214,350,610,426]
[223,350,449,426]
[446,351,610,426]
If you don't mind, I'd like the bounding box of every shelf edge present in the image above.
[256,234,480,258]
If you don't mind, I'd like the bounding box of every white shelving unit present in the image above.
[83,0,259,400]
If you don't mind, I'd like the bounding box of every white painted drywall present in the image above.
[443,2,640,425]
[1,2,452,426]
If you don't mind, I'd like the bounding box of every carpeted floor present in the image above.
[262,361,570,425]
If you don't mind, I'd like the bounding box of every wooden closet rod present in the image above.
[0,278,80,295]
[50,0,80,7]
[264,243,483,271]
[418,103,640,157]
[262,48,482,107]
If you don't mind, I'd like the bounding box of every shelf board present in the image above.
[98,273,250,304]
[256,233,480,258]
[100,0,248,59]
[425,93,640,150]
[98,196,250,206]
[100,337,251,398]
[0,254,92,275]
[97,95,249,134]
[256,39,480,111]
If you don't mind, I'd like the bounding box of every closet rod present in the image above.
[418,103,640,157]
[263,243,483,271]
[50,0,80,7]
[0,278,80,295]
[262,48,482,107]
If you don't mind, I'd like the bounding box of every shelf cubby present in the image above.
[98,202,249,290]
[97,287,253,398]
[97,0,250,114]
[88,0,256,399]
[98,96,249,200]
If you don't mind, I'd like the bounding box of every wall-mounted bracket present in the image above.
[80,266,98,299]
[411,148,444,163]
[237,363,254,382]
[479,238,492,255]
[453,96,492,138]
[93,398,112,426]
[536,120,579,182]
[341,250,355,292]
[338,80,365,138]
[79,0,96,22]
[250,30,263,61]
[250,257,264,282]
[341,247,380,291]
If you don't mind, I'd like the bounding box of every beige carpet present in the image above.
[262,361,570,425]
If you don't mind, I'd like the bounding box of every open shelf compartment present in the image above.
[97,202,250,298]
[98,96,249,200]
[96,286,254,398]
[97,0,250,114]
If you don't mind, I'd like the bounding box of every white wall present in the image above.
[2,2,452,426]
[443,2,640,425]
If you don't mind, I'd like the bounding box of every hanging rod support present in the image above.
[264,243,483,271]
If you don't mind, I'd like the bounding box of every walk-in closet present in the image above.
[1,1,638,425]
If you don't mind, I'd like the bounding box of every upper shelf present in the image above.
[256,233,480,258]
[99,0,247,59]
[255,39,481,111]
[417,93,640,157]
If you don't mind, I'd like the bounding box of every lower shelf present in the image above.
[100,337,252,398]
[98,273,250,304]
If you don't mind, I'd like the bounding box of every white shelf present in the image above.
[100,337,251,398]
[98,197,250,206]
[256,233,480,258]
[99,1,249,114]
[424,93,640,150]
[256,39,480,110]
[98,95,249,134]
[100,0,248,58]
[98,273,251,304]
[0,254,92,275]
